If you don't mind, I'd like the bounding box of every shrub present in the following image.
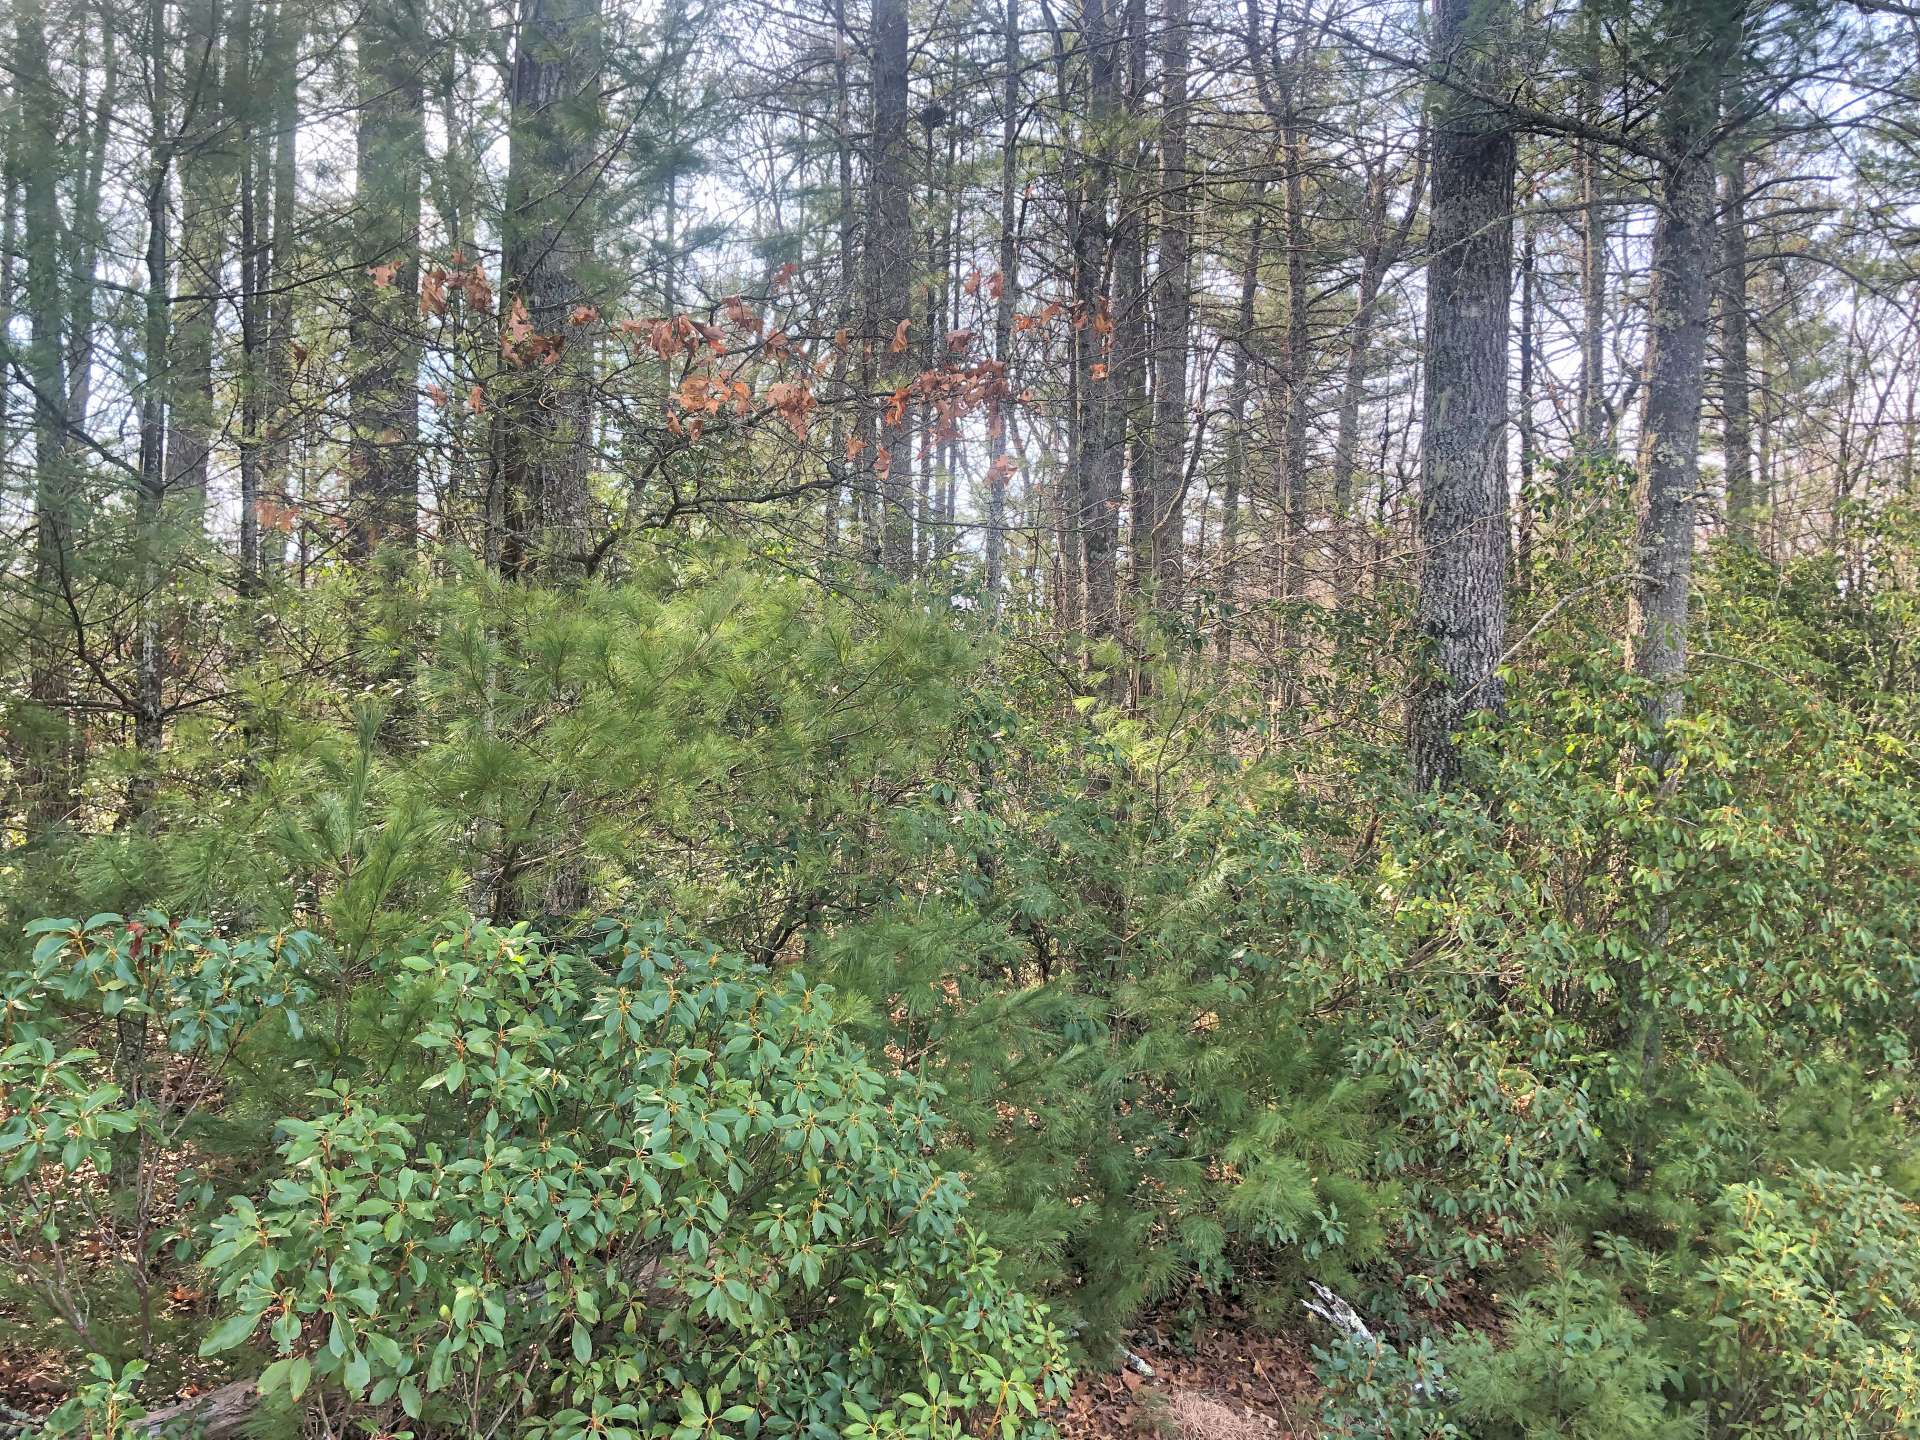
[3,914,1068,1440]
[1692,1166,1920,1438]
[1313,1330,1457,1440]
[1441,1256,1691,1440]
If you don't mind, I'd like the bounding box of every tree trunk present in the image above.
[1626,1,1743,740]
[824,0,857,556]
[256,2,299,571]
[1576,0,1609,448]
[166,0,227,530]
[1409,0,1514,792]
[1219,175,1266,663]
[1148,0,1190,606]
[1621,0,1745,1095]
[19,0,76,836]
[986,0,1021,607]
[1280,85,1309,618]
[133,0,175,817]
[348,0,424,558]
[867,0,914,575]
[1331,146,1420,598]
[1112,0,1147,605]
[498,0,604,579]
[1075,0,1121,638]
[235,0,266,587]
[1719,151,1756,547]
[1516,208,1536,580]
[65,1,119,436]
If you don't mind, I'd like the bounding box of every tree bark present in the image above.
[1112,0,1147,606]
[1075,0,1121,638]
[867,0,914,575]
[166,0,228,530]
[1148,0,1191,606]
[18,0,76,835]
[1280,75,1309,619]
[235,0,265,587]
[1576,0,1609,448]
[986,0,1021,607]
[65,1,119,436]
[1719,151,1756,546]
[348,0,425,558]
[1330,144,1421,598]
[1516,205,1536,579]
[498,0,604,579]
[1409,0,1514,792]
[1626,0,1744,740]
[1218,174,1266,663]
[132,0,175,818]
[261,0,300,573]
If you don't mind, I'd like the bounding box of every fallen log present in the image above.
[133,1380,259,1438]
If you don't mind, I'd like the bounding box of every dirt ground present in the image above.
[1057,1319,1322,1439]
[3,1314,1326,1438]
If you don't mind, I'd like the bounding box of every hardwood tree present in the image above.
[1409,0,1515,791]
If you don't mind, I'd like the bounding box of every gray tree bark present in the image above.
[1627,0,1744,740]
[64,1,119,437]
[1719,151,1756,547]
[867,0,914,575]
[1330,144,1421,597]
[348,0,425,557]
[1075,0,1121,637]
[18,0,76,835]
[1218,173,1266,663]
[1148,0,1191,606]
[1576,0,1609,448]
[166,0,228,529]
[132,0,176,817]
[498,0,604,578]
[1409,0,1514,792]
[986,0,1021,607]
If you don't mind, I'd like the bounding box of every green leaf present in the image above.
[198,1308,266,1356]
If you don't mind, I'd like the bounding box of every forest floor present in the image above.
[0,1301,1327,1437]
[1058,1316,1322,1439]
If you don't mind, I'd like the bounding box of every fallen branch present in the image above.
[133,1380,258,1438]
[1302,1280,1375,1344]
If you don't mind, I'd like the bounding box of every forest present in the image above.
[2,0,1920,1433]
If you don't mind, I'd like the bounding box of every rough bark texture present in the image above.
[497,0,604,580]
[1279,86,1309,617]
[868,0,914,575]
[1516,211,1536,576]
[1410,0,1514,793]
[237,0,264,585]
[166,0,227,526]
[1576,0,1609,448]
[1218,175,1266,662]
[65,7,118,437]
[1242,0,1313,691]
[1112,0,1147,605]
[133,0,174,816]
[1148,0,1191,606]
[348,0,425,557]
[1719,153,1756,546]
[19,0,76,834]
[1627,0,1743,740]
[133,1379,258,1438]
[823,0,856,555]
[986,0,1020,606]
[262,0,300,570]
[1075,0,1121,637]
